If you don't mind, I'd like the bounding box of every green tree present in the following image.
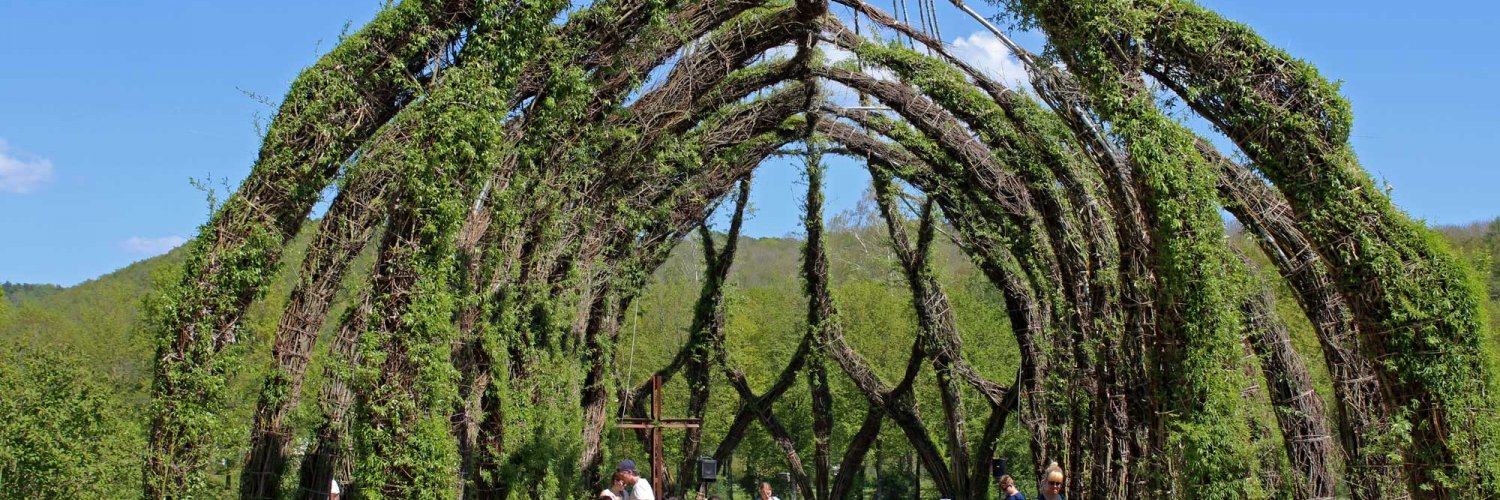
[0,341,141,497]
[1483,219,1500,301]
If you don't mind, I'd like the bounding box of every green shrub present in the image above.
[0,341,142,497]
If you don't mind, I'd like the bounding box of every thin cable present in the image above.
[621,298,641,420]
[915,0,931,53]
[925,0,943,42]
[852,2,862,40]
[895,0,914,48]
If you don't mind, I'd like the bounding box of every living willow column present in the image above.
[143,2,480,496]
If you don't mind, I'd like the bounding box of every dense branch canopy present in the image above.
[135,1,1500,498]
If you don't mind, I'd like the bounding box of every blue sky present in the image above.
[2,1,1497,286]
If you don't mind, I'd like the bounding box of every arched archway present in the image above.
[140,1,1499,498]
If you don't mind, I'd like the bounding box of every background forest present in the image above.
[3,187,1498,497]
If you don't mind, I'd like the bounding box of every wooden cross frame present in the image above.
[617,374,702,491]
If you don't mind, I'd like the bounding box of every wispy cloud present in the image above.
[763,43,796,61]
[950,32,1031,92]
[0,139,54,194]
[122,236,188,256]
[819,45,900,107]
[824,44,855,64]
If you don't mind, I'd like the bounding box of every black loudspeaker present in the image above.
[992,458,1008,478]
[698,457,718,482]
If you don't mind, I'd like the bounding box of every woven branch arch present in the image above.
[140,0,1499,498]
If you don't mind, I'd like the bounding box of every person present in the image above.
[998,474,1024,500]
[618,459,657,500]
[599,471,629,499]
[758,481,781,500]
[330,478,341,500]
[1039,462,1066,500]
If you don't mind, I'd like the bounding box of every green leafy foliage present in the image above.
[7,1,1499,496]
[6,208,1500,496]
[994,0,1500,492]
[0,341,141,497]
[138,0,490,494]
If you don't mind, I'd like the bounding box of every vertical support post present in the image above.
[913,453,921,500]
[652,374,665,492]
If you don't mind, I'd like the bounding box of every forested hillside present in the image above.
[3,207,1498,497]
[0,283,64,303]
[0,224,356,496]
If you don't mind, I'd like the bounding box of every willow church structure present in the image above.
[139,0,1500,498]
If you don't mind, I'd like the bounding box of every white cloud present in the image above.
[818,44,899,81]
[824,80,862,107]
[0,139,54,194]
[865,66,898,82]
[819,45,901,107]
[950,32,1032,92]
[122,236,188,256]
[762,43,797,61]
[824,45,855,64]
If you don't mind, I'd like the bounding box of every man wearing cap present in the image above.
[617,459,656,500]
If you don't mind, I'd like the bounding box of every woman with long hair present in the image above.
[598,471,629,499]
